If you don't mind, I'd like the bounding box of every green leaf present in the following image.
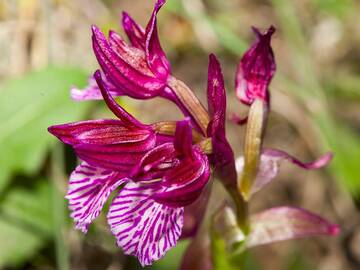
[0,67,90,189]
[0,181,54,267]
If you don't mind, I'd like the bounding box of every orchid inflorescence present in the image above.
[48,0,339,267]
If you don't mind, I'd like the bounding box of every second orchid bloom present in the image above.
[48,0,339,267]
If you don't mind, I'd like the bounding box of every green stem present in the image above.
[228,189,249,235]
[51,144,70,270]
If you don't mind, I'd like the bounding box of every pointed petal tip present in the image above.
[209,53,217,61]
[251,25,276,38]
[122,11,130,20]
[47,125,56,135]
[156,0,166,8]
[91,24,99,33]
[121,12,133,30]
[320,152,334,166]
[209,53,221,67]
[268,25,276,34]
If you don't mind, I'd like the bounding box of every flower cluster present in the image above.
[48,0,339,267]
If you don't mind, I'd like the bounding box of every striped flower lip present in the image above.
[235,26,276,106]
[49,70,211,266]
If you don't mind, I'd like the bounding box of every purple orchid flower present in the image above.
[49,0,340,263]
[235,26,276,106]
[234,26,333,201]
[49,70,211,266]
[71,0,170,101]
[72,0,210,137]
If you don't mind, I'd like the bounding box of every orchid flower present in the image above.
[72,0,210,135]
[49,70,211,266]
[48,0,339,266]
[71,0,169,101]
[208,26,338,254]
[234,26,333,201]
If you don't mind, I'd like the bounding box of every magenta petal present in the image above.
[235,26,276,106]
[48,119,148,145]
[66,162,126,233]
[145,0,171,80]
[131,143,177,181]
[70,74,121,101]
[92,26,166,99]
[153,147,210,207]
[107,182,184,266]
[48,119,156,171]
[207,54,237,188]
[236,149,333,197]
[247,206,340,248]
[174,118,193,156]
[94,70,148,130]
[122,12,145,50]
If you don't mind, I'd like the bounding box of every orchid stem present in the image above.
[229,189,249,235]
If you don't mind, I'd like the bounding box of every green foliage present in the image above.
[313,0,354,17]
[271,0,360,195]
[0,67,90,191]
[0,181,53,268]
[0,66,91,268]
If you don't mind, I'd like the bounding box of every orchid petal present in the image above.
[145,0,171,80]
[131,143,177,181]
[122,11,145,50]
[153,147,210,207]
[236,149,333,197]
[174,118,193,156]
[235,26,276,105]
[262,148,333,170]
[247,206,340,248]
[94,70,148,129]
[207,54,237,188]
[66,162,126,233]
[70,74,121,101]
[108,182,183,266]
[48,119,156,171]
[92,25,166,99]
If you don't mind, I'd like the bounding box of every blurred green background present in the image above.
[0,0,360,269]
